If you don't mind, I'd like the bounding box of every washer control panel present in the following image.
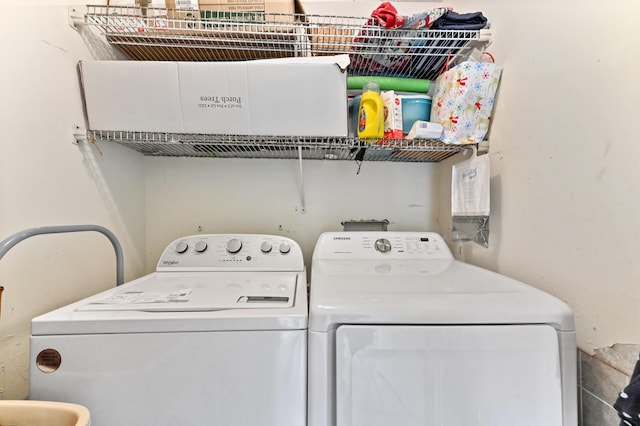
[314,232,454,260]
[157,234,304,271]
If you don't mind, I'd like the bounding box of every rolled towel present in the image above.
[347,76,430,93]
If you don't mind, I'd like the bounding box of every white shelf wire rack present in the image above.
[83,5,490,80]
[87,131,463,162]
[79,5,492,162]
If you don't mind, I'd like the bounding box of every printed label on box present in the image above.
[197,95,244,110]
[179,62,251,133]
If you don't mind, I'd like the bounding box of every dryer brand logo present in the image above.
[161,260,179,266]
[333,236,351,240]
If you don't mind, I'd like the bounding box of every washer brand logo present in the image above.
[162,260,179,266]
[333,237,351,240]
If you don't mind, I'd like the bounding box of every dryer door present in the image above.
[335,324,563,426]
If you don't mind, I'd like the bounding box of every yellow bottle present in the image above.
[357,82,384,139]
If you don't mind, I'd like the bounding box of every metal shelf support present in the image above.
[68,6,86,29]
[298,146,306,214]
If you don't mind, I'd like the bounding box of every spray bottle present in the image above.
[357,81,384,139]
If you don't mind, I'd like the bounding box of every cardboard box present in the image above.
[165,0,200,27]
[309,24,354,56]
[382,90,403,139]
[198,0,294,21]
[101,0,306,61]
[102,1,171,32]
[106,28,303,61]
[79,55,349,137]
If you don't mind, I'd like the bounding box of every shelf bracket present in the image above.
[72,125,87,145]
[68,6,86,30]
[297,146,307,214]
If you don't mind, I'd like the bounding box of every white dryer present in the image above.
[308,232,577,426]
[30,234,307,426]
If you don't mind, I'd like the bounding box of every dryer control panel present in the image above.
[156,234,304,271]
[313,232,454,260]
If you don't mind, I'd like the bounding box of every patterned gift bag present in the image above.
[430,60,502,144]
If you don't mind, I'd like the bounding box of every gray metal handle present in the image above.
[0,225,124,286]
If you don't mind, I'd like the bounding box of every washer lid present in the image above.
[32,271,307,335]
[309,259,574,332]
[77,272,296,312]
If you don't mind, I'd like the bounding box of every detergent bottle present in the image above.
[357,81,384,139]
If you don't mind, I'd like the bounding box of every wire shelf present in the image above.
[88,131,464,162]
[80,6,490,162]
[84,5,490,80]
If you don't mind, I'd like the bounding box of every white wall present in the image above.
[144,158,440,271]
[434,0,640,352]
[0,2,146,399]
[1,0,639,401]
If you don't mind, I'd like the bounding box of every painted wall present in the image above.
[431,0,640,354]
[144,158,439,276]
[0,2,146,399]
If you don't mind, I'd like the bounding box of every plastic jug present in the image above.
[357,82,384,139]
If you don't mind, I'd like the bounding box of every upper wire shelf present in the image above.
[82,5,491,80]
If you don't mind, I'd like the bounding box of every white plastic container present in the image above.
[0,400,91,426]
[406,121,443,140]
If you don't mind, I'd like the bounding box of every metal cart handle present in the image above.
[0,225,124,286]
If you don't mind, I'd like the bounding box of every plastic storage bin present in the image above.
[401,95,432,133]
[0,401,91,426]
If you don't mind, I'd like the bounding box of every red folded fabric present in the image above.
[371,2,405,29]
[370,2,453,30]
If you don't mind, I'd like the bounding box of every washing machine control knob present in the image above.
[175,241,189,254]
[261,241,273,253]
[279,242,291,254]
[195,241,208,253]
[226,238,242,254]
[374,238,392,253]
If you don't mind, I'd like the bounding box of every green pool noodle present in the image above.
[347,76,430,93]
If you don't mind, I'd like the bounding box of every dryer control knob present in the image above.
[226,238,242,254]
[175,241,189,254]
[261,241,273,253]
[374,238,392,253]
[195,241,208,253]
[279,242,291,254]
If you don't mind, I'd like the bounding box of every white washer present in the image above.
[30,234,307,426]
[308,232,577,426]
